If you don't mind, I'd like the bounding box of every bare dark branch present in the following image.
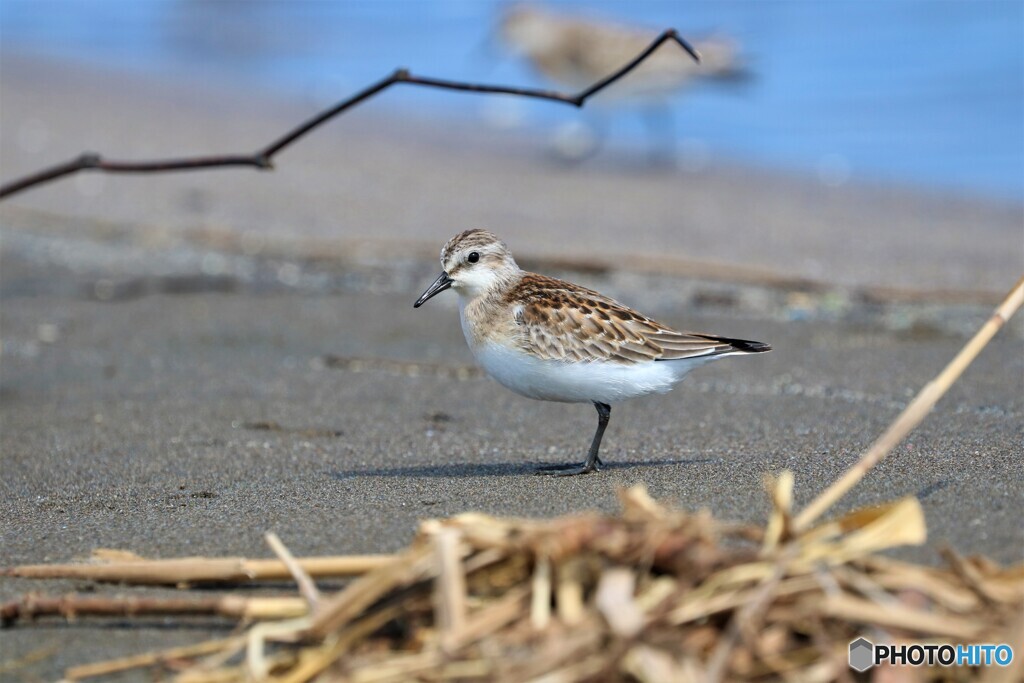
[0,30,699,200]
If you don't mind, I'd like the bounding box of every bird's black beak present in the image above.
[413,272,453,308]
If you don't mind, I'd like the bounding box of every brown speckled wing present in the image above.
[506,274,746,364]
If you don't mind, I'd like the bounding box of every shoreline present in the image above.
[2,51,1022,296]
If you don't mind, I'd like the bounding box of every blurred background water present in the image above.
[1,0,1021,202]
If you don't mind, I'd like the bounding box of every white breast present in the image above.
[471,338,713,404]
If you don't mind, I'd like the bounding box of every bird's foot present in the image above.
[534,461,599,476]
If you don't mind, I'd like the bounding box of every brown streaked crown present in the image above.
[441,229,505,264]
[440,229,518,278]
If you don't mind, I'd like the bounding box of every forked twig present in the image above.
[0,30,699,199]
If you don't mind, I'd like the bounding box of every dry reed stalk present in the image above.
[64,637,244,680]
[793,275,1024,533]
[305,545,434,640]
[814,594,985,640]
[266,532,321,607]
[177,667,248,683]
[445,585,531,650]
[432,527,467,648]
[530,554,553,630]
[938,545,1005,607]
[246,615,314,679]
[554,558,586,626]
[0,644,61,675]
[346,651,445,683]
[1,553,393,585]
[0,594,307,626]
[279,604,407,683]
[704,559,789,683]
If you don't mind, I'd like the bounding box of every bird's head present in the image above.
[414,229,520,307]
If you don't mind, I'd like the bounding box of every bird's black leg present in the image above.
[536,402,611,476]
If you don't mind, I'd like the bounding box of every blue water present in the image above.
[2,0,1022,201]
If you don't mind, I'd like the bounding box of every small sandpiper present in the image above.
[500,5,744,97]
[414,229,770,475]
[498,5,747,162]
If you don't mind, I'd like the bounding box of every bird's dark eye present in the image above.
[467,252,480,263]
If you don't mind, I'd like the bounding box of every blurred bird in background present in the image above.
[498,3,749,164]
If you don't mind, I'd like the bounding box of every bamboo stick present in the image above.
[793,275,1024,533]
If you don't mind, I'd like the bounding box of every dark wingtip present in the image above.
[695,334,772,354]
[735,340,771,353]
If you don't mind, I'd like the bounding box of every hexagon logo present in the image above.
[849,637,874,672]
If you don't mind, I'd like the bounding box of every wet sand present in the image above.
[1,54,1022,678]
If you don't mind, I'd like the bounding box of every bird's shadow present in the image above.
[329,457,721,479]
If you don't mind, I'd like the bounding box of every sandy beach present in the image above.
[1,54,1022,677]
[2,54,1021,293]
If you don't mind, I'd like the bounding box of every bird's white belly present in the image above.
[469,340,701,404]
